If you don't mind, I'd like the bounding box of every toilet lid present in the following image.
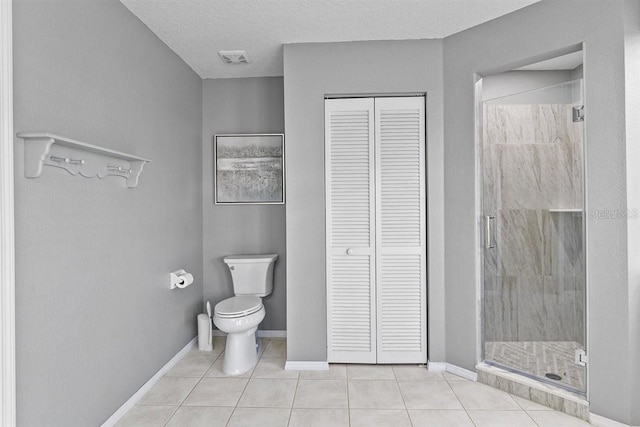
[215,296,263,318]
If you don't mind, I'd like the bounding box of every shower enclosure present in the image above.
[481,79,586,393]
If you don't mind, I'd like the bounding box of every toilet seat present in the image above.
[215,296,263,319]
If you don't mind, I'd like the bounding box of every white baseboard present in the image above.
[590,413,635,427]
[100,337,197,427]
[427,362,446,372]
[211,330,287,338]
[285,361,329,371]
[445,363,478,381]
[258,330,287,338]
[428,361,477,381]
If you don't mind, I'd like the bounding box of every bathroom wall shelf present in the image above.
[16,132,151,188]
[549,208,583,213]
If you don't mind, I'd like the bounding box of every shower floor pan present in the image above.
[485,341,585,391]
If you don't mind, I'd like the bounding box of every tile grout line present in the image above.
[161,348,222,427]
[346,364,351,427]
[286,364,300,427]
[525,409,544,427]
[228,340,269,426]
[226,336,262,426]
[159,405,180,427]
[395,366,414,427]
[444,375,479,427]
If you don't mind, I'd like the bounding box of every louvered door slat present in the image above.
[375,97,426,364]
[326,98,376,363]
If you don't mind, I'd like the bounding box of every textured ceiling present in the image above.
[120,0,540,79]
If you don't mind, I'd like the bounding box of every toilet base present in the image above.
[213,304,266,376]
[222,326,259,376]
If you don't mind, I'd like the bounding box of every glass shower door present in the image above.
[482,80,586,393]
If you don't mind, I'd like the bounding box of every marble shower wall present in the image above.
[483,104,585,344]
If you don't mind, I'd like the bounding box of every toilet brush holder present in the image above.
[197,313,213,351]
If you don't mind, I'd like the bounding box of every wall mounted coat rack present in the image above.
[16,132,151,188]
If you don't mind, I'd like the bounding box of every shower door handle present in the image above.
[485,215,496,249]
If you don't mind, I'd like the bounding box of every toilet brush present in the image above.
[206,301,212,347]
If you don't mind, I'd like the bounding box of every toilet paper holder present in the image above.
[170,269,194,290]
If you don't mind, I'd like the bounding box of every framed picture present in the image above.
[214,134,285,204]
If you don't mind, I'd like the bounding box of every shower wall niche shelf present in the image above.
[549,208,583,213]
[16,132,151,188]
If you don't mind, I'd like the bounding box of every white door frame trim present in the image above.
[0,0,16,425]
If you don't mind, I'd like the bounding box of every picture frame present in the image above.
[214,134,285,205]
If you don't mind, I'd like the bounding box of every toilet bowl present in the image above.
[212,254,278,375]
[213,296,265,375]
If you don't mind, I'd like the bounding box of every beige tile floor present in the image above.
[116,338,593,427]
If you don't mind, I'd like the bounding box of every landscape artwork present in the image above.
[215,134,285,204]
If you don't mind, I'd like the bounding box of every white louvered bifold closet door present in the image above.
[325,98,377,363]
[374,97,426,363]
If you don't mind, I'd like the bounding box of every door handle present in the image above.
[485,215,496,249]
[346,248,355,255]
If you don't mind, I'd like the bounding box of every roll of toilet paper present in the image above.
[175,273,194,289]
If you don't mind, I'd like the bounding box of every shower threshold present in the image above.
[476,361,589,421]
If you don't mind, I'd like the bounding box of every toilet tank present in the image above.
[223,254,278,297]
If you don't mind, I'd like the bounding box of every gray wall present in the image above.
[283,40,445,362]
[202,77,286,330]
[443,0,633,423]
[13,0,203,425]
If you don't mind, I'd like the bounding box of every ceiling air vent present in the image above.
[218,50,251,65]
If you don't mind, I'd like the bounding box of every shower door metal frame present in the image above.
[475,72,589,397]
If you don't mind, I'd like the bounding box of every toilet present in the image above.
[213,253,278,375]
